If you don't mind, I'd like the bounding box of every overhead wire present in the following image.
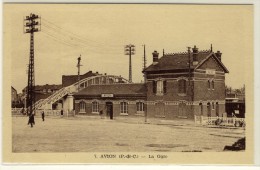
[41,29,124,55]
[41,23,106,49]
[41,22,125,54]
[41,18,124,48]
[41,31,78,48]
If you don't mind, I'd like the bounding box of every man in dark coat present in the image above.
[28,113,35,128]
[41,111,45,121]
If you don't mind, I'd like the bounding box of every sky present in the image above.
[4,4,253,93]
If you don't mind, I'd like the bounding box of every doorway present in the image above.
[207,102,211,117]
[216,102,219,117]
[178,101,187,118]
[199,103,203,116]
[106,102,113,119]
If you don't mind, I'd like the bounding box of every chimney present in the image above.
[215,51,222,61]
[192,45,199,65]
[152,50,159,65]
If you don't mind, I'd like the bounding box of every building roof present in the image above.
[73,83,146,97]
[11,86,17,91]
[22,84,62,93]
[143,50,229,73]
[35,84,62,91]
[62,71,99,87]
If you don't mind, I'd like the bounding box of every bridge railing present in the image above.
[33,74,130,110]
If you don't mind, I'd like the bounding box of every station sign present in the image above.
[101,94,114,98]
[206,69,216,75]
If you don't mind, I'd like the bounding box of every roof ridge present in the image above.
[165,50,211,56]
[87,83,145,86]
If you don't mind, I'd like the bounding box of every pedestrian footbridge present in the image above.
[33,74,129,111]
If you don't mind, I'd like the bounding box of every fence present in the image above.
[194,115,245,127]
[12,108,62,117]
[35,109,62,116]
[11,108,24,115]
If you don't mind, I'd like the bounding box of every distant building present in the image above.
[22,84,62,109]
[62,71,100,87]
[11,86,18,107]
[225,90,245,118]
[72,45,229,119]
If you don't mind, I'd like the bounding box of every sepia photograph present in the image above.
[3,3,255,164]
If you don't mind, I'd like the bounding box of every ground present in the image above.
[12,115,245,152]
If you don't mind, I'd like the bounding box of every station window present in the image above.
[157,80,163,94]
[92,101,99,113]
[154,80,166,95]
[79,101,86,113]
[178,79,187,94]
[136,102,144,113]
[120,102,128,114]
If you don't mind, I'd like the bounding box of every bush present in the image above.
[224,137,245,151]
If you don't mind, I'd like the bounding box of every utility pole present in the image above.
[77,55,82,92]
[142,44,146,70]
[142,44,147,123]
[24,13,40,116]
[124,44,135,83]
[187,47,191,86]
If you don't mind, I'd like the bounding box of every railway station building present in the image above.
[72,45,229,119]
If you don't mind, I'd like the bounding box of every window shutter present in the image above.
[153,81,156,93]
[163,80,167,93]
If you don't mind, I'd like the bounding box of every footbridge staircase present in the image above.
[33,75,129,110]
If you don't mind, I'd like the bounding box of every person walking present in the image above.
[28,113,35,128]
[99,109,103,119]
[41,111,45,121]
[61,109,63,117]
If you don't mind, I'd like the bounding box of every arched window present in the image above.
[208,80,211,89]
[178,79,187,93]
[136,102,144,113]
[79,101,86,113]
[120,102,128,114]
[212,80,215,89]
[92,101,99,113]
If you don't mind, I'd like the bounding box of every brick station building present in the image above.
[73,45,229,119]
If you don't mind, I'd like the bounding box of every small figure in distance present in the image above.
[41,111,45,121]
[61,109,63,117]
[99,109,103,119]
[28,113,35,128]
